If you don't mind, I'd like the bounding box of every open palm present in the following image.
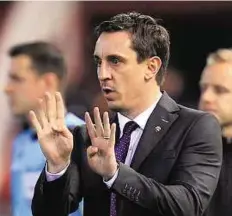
[85,107,118,179]
[29,92,73,172]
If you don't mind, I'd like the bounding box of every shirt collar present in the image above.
[117,92,162,135]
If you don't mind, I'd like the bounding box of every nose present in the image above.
[97,62,112,81]
[200,87,216,104]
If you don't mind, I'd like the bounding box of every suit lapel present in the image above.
[131,92,179,171]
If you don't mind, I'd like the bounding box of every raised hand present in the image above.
[29,92,73,173]
[85,107,118,179]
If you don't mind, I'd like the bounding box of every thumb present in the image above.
[87,146,99,158]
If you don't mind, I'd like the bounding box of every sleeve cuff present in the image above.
[45,162,70,182]
[103,169,119,188]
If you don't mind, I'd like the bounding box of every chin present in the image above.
[205,110,217,117]
[11,108,26,117]
[107,101,124,112]
[14,112,25,117]
[214,115,222,124]
[11,108,19,115]
[207,112,221,122]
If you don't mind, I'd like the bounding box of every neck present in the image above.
[222,124,232,139]
[121,88,161,119]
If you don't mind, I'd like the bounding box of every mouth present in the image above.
[202,107,217,113]
[101,87,117,101]
[102,87,114,94]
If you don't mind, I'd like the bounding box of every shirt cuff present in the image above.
[45,162,70,182]
[103,169,119,188]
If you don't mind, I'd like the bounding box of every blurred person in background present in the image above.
[161,66,185,102]
[4,41,84,216]
[31,12,221,216]
[162,66,198,108]
[199,48,232,216]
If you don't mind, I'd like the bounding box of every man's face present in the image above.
[4,55,46,116]
[94,31,152,113]
[199,62,232,126]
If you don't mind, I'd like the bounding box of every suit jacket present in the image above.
[203,138,232,216]
[32,92,222,216]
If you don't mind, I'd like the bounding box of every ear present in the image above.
[145,56,162,81]
[40,72,59,91]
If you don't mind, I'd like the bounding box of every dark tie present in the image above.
[110,121,139,216]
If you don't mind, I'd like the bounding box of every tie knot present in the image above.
[123,121,139,136]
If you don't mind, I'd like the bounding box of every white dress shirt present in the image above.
[46,92,162,185]
[104,92,162,187]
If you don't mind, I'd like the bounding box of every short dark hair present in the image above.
[95,12,170,85]
[8,41,66,80]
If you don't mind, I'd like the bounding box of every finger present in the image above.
[55,92,65,126]
[93,107,104,137]
[87,146,98,158]
[29,110,42,134]
[37,98,48,128]
[109,123,116,148]
[103,112,110,138]
[45,92,56,125]
[85,112,96,139]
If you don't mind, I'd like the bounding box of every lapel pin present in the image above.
[155,126,161,132]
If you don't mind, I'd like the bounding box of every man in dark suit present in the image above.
[199,48,232,216]
[30,12,222,216]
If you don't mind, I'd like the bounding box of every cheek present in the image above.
[21,84,44,100]
[114,65,144,93]
[17,92,36,106]
[122,68,143,85]
[216,96,232,113]
[221,100,232,113]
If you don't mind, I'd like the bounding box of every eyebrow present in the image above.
[199,82,230,90]
[8,72,24,81]
[93,54,126,61]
